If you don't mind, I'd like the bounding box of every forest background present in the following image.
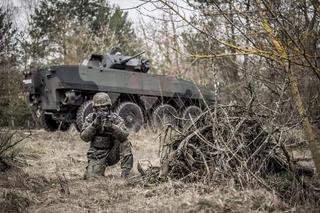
[0,0,319,188]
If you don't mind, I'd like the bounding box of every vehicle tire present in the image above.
[115,102,144,132]
[75,100,93,132]
[182,105,202,128]
[152,104,178,129]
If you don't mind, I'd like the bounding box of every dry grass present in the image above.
[0,125,317,212]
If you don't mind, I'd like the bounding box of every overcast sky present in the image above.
[4,0,162,28]
[108,0,192,26]
[109,0,195,36]
[109,0,149,22]
[3,0,192,30]
[108,0,159,26]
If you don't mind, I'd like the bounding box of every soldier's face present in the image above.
[94,105,110,113]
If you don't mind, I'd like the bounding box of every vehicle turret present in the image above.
[83,51,149,73]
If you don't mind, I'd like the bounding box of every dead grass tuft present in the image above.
[0,129,31,172]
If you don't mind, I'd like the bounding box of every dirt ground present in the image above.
[0,127,300,212]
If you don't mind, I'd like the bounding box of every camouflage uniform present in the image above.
[80,112,133,179]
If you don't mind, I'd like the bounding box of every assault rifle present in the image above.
[93,111,129,141]
[94,111,114,131]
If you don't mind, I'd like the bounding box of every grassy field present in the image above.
[0,127,315,212]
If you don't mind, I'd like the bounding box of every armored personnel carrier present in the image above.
[24,51,215,132]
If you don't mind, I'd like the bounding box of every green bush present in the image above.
[0,101,38,128]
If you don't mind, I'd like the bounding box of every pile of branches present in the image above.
[130,104,314,189]
[127,103,320,208]
[159,105,289,185]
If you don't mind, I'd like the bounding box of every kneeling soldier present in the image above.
[80,92,133,179]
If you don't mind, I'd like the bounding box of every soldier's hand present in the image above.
[93,114,101,127]
[111,124,129,141]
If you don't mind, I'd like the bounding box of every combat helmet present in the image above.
[92,92,112,107]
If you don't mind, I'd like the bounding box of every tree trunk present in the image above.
[287,65,320,175]
[255,0,320,175]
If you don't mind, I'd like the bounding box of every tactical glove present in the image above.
[111,124,129,142]
[93,114,101,127]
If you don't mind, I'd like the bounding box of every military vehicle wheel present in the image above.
[75,100,93,131]
[182,105,202,127]
[41,113,70,132]
[116,102,144,132]
[152,104,178,129]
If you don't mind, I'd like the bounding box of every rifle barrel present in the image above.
[120,51,145,64]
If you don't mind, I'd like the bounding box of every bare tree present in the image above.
[143,0,320,174]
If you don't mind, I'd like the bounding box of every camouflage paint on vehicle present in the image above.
[24,52,215,132]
